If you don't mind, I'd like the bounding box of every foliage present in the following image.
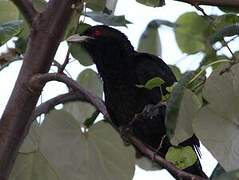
[137,20,162,56]
[1,0,239,179]
[10,111,135,180]
[165,146,197,169]
[63,69,103,125]
[85,12,131,27]
[193,63,239,171]
[136,0,165,7]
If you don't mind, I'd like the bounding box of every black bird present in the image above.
[68,25,206,178]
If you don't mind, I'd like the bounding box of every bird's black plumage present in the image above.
[70,25,206,178]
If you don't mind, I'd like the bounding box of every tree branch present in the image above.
[11,0,37,25]
[129,136,207,180]
[58,51,70,73]
[30,73,206,180]
[174,0,239,8]
[29,73,109,118]
[0,1,82,179]
[34,91,88,117]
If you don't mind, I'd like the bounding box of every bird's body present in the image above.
[68,25,206,177]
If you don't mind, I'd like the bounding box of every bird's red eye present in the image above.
[92,30,101,37]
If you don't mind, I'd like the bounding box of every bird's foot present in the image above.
[141,102,165,120]
[129,103,163,126]
[118,125,132,146]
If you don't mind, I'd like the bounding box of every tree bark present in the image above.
[11,0,37,25]
[0,1,81,179]
[175,0,239,8]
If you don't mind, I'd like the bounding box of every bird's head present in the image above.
[67,25,134,77]
[68,25,134,62]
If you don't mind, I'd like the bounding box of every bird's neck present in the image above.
[91,42,133,77]
[94,52,133,83]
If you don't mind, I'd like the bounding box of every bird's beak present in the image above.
[67,34,94,43]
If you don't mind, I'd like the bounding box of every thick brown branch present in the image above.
[0,1,82,179]
[175,0,239,8]
[11,0,37,25]
[34,91,88,117]
[30,73,109,118]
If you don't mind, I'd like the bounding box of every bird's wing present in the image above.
[133,52,176,91]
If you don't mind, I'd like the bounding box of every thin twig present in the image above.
[194,5,237,62]
[194,5,209,17]
[58,51,70,73]
[215,36,238,52]
[29,73,109,118]
[52,60,73,78]
[58,15,82,74]
[34,91,88,117]
[129,135,207,180]
[223,41,237,61]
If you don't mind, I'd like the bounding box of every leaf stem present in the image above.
[189,59,229,84]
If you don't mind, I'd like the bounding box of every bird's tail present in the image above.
[130,105,207,178]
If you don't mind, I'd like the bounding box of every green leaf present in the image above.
[12,110,135,180]
[136,76,165,90]
[19,122,41,153]
[0,0,19,23]
[193,63,239,171]
[87,121,135,180]
[153,19,177,28]
[86,11,131,26]
[68,23,94,66]
[63,69,103,124]
[218,7,239,14]
[166,84,176,93]
[169,65,181,81]
[169,89,200,145]
[175,12,209,54]
[64,10,82,40]
[136,0,165,7]
[137,21,161,57]
[85,0,106,11]
[76,22,92,34]
[144,77,165,90]
[210,164,226,179]
[10,122,59,180]
[207,14,239,44]
[165,72,195,142]
[70,44,93,66]
[0,20,23,46]
[213,14,239,30]
[213,169,239,180]
[42,110,135,180]
[165,146,197,169]
[10,152,59,180]
[211,24,239,43]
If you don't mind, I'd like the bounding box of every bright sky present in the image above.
[0,0,219,179]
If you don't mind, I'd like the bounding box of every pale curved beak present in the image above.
[67,34,94,43]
